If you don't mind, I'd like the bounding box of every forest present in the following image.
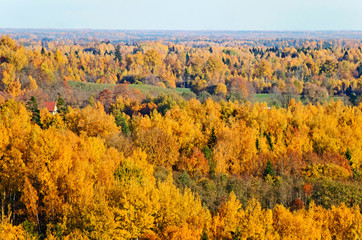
[0,34,361,239]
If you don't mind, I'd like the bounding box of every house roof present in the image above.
[43,102,56,112]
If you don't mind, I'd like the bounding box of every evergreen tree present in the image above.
[207,127,217,149]
[200,228,209,240]
[56,94,68,116]
[202,146,215,176]
[114,111,129,136]
[114,45,122,65]
[345,149,352,163]
[255,138,260,152]
[27,96,42,128]
[345,148,359,178]
[356,63,362,78]
[264,132,274,151]
[185,52,190,64]
[263,160,275,179]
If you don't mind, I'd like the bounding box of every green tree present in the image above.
[26,96,42,128]
[263,160,275,179]
[114,44,122,65]
[56,94,68,116]
[207,127,217,149]
[114,111,130,136]
[345,148,359,179]
[356,62,362,78]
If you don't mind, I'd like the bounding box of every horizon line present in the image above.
[1,28,362,32]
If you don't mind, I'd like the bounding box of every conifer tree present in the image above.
[263,160,275,179]
[115,111,129,136]
[207,127,217,149]
[114,44,122,65]
[56,94,68,116]
[27,96,42,128]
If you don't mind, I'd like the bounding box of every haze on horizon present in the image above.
[1,0,362,31]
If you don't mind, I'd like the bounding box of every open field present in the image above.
[128,84,191,96]
[68,81,116,93]
[68,81,191,97]
[249,94,344,106]
[68,81,345,106]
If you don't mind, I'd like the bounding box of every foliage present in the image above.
[0,36,361,238]
[26,96,43,128]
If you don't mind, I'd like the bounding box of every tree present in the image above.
[56,94,68,116]
[144,49,161,74]
[273,84,299,108]
[227,77,249,100]
[207,127,217,149]
[320,59,337,76]
[114,44,122,65]
[301,83,328,104]
[0,214,27,239]
[263,160,275,179]
[290,198,304,211]
[356,62,362,78]
[114,111,130,136]
[191,77,207,93]
[211,192,241,239]
[254,60,272,79]
[26,96,42,128]
[214,83,227,97]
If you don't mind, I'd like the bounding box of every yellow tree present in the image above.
[156,176,210,239]
[238,199,277,239]
[255,59,272,79]
[210,192,241,239]
[144,49,161,74]
[111,150,160,239]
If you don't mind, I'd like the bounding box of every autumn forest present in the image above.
[0,32,361,239]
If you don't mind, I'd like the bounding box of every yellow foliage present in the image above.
[302,164,351,180]
[7,77,23,97]
[210,192,241,239]
[0,216,27,240]
[238,199,277,239]
[328,204,362,239]
[66,102,118,137]
[214,83,227,96]
[163,224,200,240]
[28,76,38,91]
[157,176,210,239]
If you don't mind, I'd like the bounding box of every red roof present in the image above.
[43,102,56,112]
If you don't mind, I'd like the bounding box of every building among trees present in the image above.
[42,102,57,115]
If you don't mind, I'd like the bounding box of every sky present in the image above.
[1,0,362,31]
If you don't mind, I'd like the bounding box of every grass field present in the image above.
[68,81,117,93]
[248,94,279,105]
[68,81,192,98]
[68,81,345,105]
[248,94,344,106]
[328,96,345,102]
[128,84,191,96]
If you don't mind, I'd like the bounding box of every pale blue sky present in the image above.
[1,0,361,30]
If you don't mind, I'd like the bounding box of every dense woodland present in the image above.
[0,35,361,239]
[0,35,362,105]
